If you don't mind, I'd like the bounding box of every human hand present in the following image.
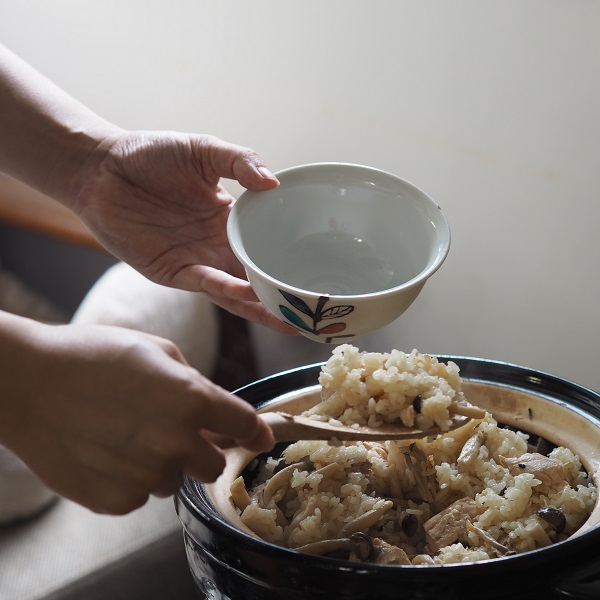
[0,319,275,515]
[0,44,294,334]
[74,131,296,335]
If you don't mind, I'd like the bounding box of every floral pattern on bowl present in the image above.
[278,290,356,343]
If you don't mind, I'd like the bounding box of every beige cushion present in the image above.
[71,262,219,375]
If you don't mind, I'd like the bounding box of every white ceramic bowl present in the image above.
[228,163,450,343]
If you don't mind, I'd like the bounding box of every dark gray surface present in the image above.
[0,224,117,316]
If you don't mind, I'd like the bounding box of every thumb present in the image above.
[198,134,280,191]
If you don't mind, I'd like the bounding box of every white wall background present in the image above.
[1,1,598,391]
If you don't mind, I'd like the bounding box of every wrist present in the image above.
[50,122,123,212]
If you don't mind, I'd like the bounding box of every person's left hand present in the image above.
[74,131,295,334]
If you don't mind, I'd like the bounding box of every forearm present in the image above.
[0,43,121,208]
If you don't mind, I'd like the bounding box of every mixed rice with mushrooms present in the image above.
[231,345,597,564]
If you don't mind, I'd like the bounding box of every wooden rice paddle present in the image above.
[261,402,485,442]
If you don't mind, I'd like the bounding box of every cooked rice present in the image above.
[235,345,597,565]
[306,345,464,431]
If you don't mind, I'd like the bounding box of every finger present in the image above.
[55,467,151,516]
[188,382,274,450]
[195,390,259,440]
[176,266,298,335]
[171,262,253,296]
[196,266,259,301]
[195,268,299,334]
[194,134,280,191]
[202,430,237,449]
[204,416,275,453]
[183,434,227,483]
[89,488,150,516]
[133,331,191,365]
[219,300,298,335]
[204,293,298,335]
[233,155,280,191]
[151,470,184,498]
[240,417,276,452]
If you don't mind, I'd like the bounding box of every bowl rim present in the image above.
[227,162,451,300]
[177,355,600,573]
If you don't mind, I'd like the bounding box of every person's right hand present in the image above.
[0,318,274,515]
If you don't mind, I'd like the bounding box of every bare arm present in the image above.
[0,43,294,332]
[0,43,119,205]
[0,310,275,514]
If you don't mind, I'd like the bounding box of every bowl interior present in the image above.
[206,379,600,543]
[228,163,450,296]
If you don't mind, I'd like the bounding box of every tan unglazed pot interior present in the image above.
[207,381,600,544]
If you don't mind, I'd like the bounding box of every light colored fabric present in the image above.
[71,262,219,375]
[0,448,57,527]
[0,495,181,600]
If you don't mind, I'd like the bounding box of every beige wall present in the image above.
[1,1,598,390]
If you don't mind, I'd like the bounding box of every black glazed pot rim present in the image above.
[176,355,600,575]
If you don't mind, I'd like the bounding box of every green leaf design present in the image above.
[279,305,312,332]
[279,290,314,318]
[321,305,354,320]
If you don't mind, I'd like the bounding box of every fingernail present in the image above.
[258,166,279,183]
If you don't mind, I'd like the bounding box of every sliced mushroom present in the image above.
[448,401,487,419]
[295,532,374,561]
[339,500,394,537]
[404,446,435,504]
[537,506,566,534]
[313,462,343,480]
[263,460,310,506]
[399,404,416,427]
[465,520,510,555]
[409,444,436,476]
[285,496,318,545]
[529,522,553,547]
[230,476,252,511]
[296,538,355,556]
[271,501,290,529]
[458,430,487,471]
